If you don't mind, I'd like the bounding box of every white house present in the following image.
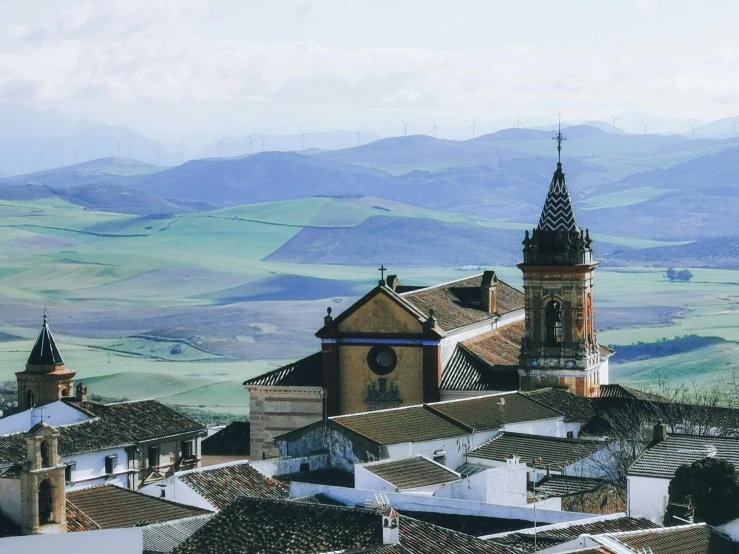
[627,424,739,523]
[0,528,143,554]
[275,391,567,473]
[138,460,288,511]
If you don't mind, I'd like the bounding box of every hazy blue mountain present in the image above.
[0,103,176,175]
[693,116,739,139]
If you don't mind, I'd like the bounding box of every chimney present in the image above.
[382,507,400,545]
[75,382,88,402]
[324,307,333,326]
[386,275,401,292]
[652,422,667,443]
[481,270,498,314]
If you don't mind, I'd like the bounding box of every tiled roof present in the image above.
[174,497,518,554]
[395,510,534,538]
[470,432,610,468]
[27,316,64,366]
[402,274,524,331]
[490,516,660,552]
[363,456,460,490]
[523,388,595,422]
[67,485,210,530]
[275,468,355,488]
[331,405,468,445]
[440,344,520,392]
[201,422,250,457]
[599,384,666,402]
[538,162,579,232]
[66,502,101,532]
[177,462,288,510]
[628,433,739,479]
[529,475,606,498]
[602,523,735,554]
[243,351,322,387]
[428,392,561,431]
[142,514,215,554]
[462,320,525,367]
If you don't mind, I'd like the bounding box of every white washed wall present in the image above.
[627,475,669,523]
[0,527,142,554]
[504,417,564,438]
[139,475,216,511]
[65,448,129,490]
[437,462,527,506]
[0,401,89,435]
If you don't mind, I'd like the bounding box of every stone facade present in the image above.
[246,386,324,460]
[20,422,67,535]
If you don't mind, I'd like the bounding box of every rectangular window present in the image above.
[65,461,76,482]
[105,454,117,475]
[181,440,194,459]
[299,462,310,473]
[378,379,387,393]
[566,431,574,439]
[148,446,160,468]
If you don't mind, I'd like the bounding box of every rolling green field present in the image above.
[0,196,737,419]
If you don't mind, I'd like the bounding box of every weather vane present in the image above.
[552,113,566,163]
[43,306,48,324]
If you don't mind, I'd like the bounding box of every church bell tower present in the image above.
[518,127,604,397]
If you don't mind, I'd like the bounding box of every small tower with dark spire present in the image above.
[16,315,76,411]
[518,127,606,397]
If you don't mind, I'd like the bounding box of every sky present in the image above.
[2,0,739,141]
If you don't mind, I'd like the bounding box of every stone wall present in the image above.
[247,386,324,461]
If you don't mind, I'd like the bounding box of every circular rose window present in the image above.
[367,345,397,375]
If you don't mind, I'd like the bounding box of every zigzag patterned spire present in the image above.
[538,162,579,232]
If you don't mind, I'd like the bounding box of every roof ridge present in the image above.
[399,273,484,295]
[426,390,517,406]
[499,431,607,444]
[139,513,214,529]
[601,522,705,537]
[330,402,425,420]
[177,459,252,476]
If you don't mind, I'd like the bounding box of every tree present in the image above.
[666,268,693,282]
[665,457,739,526]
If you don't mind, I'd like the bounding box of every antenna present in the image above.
[686,120,697,140]
[355,128,362,147]
[430,120,438,138]
[127,140,135,159]
[401,120,411,137]
[364,493,391,512]
[470,119,477,139]
[74,148,83,164]
[609,113,621,135]
[641,121,651,135]
[152,146,165,165]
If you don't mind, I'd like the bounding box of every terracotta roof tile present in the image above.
[428,392,561,431]
[440,344,520,392]
[402,275,524,331]
[67,485,209,529]
[628,433,739,479]
[462,321,525,367]
[605,523,735,554]
[174,497,518,554]
[363,456,460,490]
[529,475,606,498]
[177,462,288,510]
[470,432,611,468]
[201,422,250,457]
[331,405,467,445]
[66,502,101,532]
[523,388,596,422]
[142,514,215,554]
[243,351,322,387]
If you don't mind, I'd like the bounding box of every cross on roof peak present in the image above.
[378,264,387,284]
[552,114,566,164]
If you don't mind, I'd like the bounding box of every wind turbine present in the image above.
[401,120,411,137]
[74,148,83,164]
[117,138,125,158]
[515,116,521,129]
[355,128,362,147]
[175,140,185,164]
[609,113,621,135]
[470,119,477,139]
[152,146,165,165]
[299,128,309,151]
[247,135,256,155]
[127,140,135,159]
[731,117,737,136]
[216,138,223,158]
[686,121,697,140]
[641,121,651,135]
[430,121,438,138]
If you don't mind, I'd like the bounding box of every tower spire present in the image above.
[538,120,578,232]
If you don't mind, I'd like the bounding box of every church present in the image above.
[244,137,613,459]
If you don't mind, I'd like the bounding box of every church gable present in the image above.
[337,289,424,335]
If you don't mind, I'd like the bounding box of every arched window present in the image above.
[61,389,69,397]
[38,480,53,524]
[26,390,35,409]
[40,440,50,468]
[545,300,564,346]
